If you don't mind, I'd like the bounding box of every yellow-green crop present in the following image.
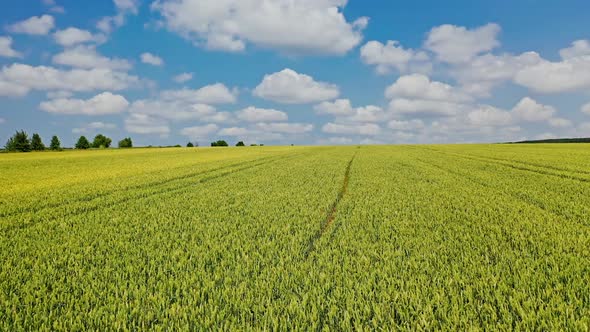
[1,145,589,330]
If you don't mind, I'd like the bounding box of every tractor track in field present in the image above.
[303,151,357,259]
[2,153,306,233]
[409,146,590,183]
[413,157,590,225]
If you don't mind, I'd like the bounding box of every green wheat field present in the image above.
[1,145,589,330]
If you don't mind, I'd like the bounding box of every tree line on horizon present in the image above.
[3,130,265,152]
[3,131,134,152]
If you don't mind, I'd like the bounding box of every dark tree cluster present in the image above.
[118,137,133,148]
[4,131,63,152]
[211,140,229,147]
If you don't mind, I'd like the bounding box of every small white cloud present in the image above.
[385,74,472,102]
[72,121,117,134]
[160,83,237,104]
[236,107,288,122]
[322,122,381,136]
[141,52,164,66]
[8,15,55,35]
[125,113,170,136]
[582,102,590,115]
[360,40,431,74]
[181,124,219,139]
[52,45,132,70]
[53,28,104,47]
[254,122,313,134]
[511,97,556,122]
[559,40,590,60]
[39,92,129,115]
[467,105,513,126]
[42,0,65,14]
[253,68,339,104]
[314,99,354,115]
[425,23,501,63]
[388,119,425,131]
[173,72,193,83]
[0,36,22,58]
[514,56,590,93]
[0,63,139,95]
[548,118,573,128]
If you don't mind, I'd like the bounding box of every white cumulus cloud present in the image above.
[39,92,129,115]
[0,36,22,58]
[141,52,164,66]
[236,107,288,122]
[8,15,55,35]
[360,40,431,74]
[253,68,339,104]
[151,0,368,55]
[425,23,501,63]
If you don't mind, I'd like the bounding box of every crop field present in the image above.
[1,145,589,330]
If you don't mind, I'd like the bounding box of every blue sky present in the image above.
[1,0,590,146]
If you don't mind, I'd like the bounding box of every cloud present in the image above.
[388,119,425,131]
[322,122,381,136]
[450,52,542,97]
[39,92,129,115]
[125,113,170,136]
[511,97,556,122]
[160,83,237,104]
[388,98,465,117]
[360,40,431,74]
[235,107,288,122]
[254,122,313,134]
[8,15,55,35]
[0,80,30,97]
[314,99,354,115]
[467,105,513,126]
[514,55,590,93]
[42,0,65,14]
[0,63,139,96]
[173,72,193,83]
[52,45,132,70]
[53,28,105,47]
[425,23,501,63]
[385,74,471,117]
[385,74,472,102]
[181,124,219,139]
[559,40,590,59]
[582,102,590,115]
[151,0,368,55]
[253,68,339,104]
[129,100,218,121]
[338,105,385,123]
[141,52,164,66]
[97,0,140,34]
[548,118,573,128]
[0,118,5,124]
[0,36,22,58]
[46,90,73,99]
[72,121,117,134]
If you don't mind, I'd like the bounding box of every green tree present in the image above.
[49,136,61,151]
[75,136,90,149]
[5,130,31,152]
[236,141,245,147]
[91,134,112,148]
[187,142,194,147]
[211,140,228,147]
[118,137,133,148]
[31,133,45,151]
